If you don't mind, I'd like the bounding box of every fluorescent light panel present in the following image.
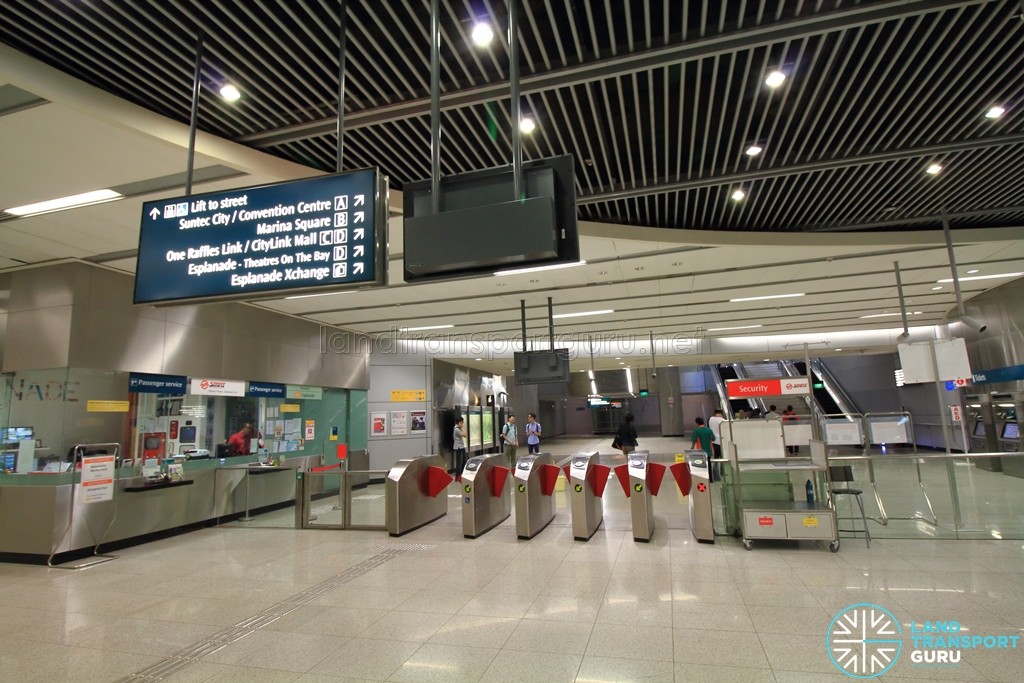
[400,324,454,331]
[551,309,614,319]
[859,311,922,319]
[284,290,355,300]
[6,189,122,216]
[494,260,586,276]
[937,272,1022,283]
[707,324,763,331]
[730,293,804,303]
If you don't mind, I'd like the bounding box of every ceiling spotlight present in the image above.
[966,269,979,274]
[926,163,943,175]
[731,189,746,201]
[519,117,536,134]
[765,70,786,88]
[471,22,494,47]
[931,286,942,290]
[959,316,987,333]
[745,145,763,156]
[985,106,1005,119]
[219,84,241,101]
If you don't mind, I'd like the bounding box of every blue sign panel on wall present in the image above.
[247,381,286,398]
[129,372,187,394]
[972,364,1024,385]
[134,169,386,304]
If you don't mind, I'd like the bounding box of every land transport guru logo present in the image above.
[826,603,902,678]
[827,602,1020,678]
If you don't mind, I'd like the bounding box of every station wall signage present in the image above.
[128,372,187,395]
[725,377,810,398]
[134,169,387,304]
[247,381,285,398]
[190,378,245,397]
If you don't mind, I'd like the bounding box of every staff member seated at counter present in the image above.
[226,424,254,456]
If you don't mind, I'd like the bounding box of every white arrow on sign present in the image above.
[354,228,365,240]
[149,208,160,219]
[353,263,364,274]
[354,194,365,206]
[354,211,365,223]
[353,245,365,257]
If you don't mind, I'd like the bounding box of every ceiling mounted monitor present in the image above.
[402,155,579,283]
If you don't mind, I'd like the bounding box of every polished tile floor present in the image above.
[1,438,1021,682]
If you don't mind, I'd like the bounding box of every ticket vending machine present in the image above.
[142,432,167,463]
[964,394,1001,472]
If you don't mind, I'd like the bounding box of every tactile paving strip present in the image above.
[115,542,434,681]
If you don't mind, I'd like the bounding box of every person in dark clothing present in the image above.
[614,413,638,457]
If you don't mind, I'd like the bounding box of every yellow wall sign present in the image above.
[803,516,820,528]
[87,400,130,413]
[391,390,426,402]
[280,404,301,413]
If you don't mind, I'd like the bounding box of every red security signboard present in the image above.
[726,377,810,398]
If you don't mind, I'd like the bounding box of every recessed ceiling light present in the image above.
[668,364,674,367]
[634,266,644,271]
[551,309,615,319]
[835,348,844,352]
[672,262,682,267]
[745,145,763,156]
[966,269,979,274]
[931,286,942,290]
[730,293,804,303]
[706,324,763,332]
[859,312,923,319]
[615,357,621,360]
[471,22,494,47]
[400,324,454,331]
[731,189,746,201]
[765,70,786,88]
[219,84,241,101]
[618,362,625,365]
[5,188,122,217]
[985,106,1005,119]
[284,290,355,300]
[937,272,1023,283]
[597,270,608,275]
[475,358,483,361]
[495,260,586,276]
[519,117,536,134]
[529,279,539,283]
[926,163,943,175]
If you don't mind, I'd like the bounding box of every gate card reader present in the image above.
[462,453,512,538]
[513,453,559,539]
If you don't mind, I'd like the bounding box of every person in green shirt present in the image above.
[691,417,715,459]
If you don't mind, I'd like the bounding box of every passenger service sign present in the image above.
[134,169,387,304]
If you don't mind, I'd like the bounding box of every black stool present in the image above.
[829,465,871,548]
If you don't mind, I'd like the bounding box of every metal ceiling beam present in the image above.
[577,132,1024,205]
[237,0,987,147]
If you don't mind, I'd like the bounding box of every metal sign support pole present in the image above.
[185,33,204,197]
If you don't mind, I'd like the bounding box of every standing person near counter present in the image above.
[782,405,799,454]
[453,417,467,476]
[500,414,518,465]
[525,413,542,454]
[708,409,726,482]
[227,423,253,456]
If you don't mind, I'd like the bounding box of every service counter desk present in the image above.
[0,454,322,560]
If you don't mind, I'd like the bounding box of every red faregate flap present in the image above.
[539,464,560,496]
[647,462,666,496]
[562,464,571,482]
[613,464,631,497]
[669,462,691,496]
[424,465,453,498]
[489,465,510,497]
[589,464,611,497]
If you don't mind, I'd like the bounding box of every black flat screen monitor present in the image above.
[973,421,985,437]
[2,427,33,443]
[1002,422,1019,440]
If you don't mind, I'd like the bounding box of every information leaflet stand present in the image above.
[48,443,122,569]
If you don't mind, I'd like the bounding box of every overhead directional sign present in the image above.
[134,169,387,304]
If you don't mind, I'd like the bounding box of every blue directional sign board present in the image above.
[134,169,386,304]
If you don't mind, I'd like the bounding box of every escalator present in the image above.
[716,363,759,417]
[791,360,860,416]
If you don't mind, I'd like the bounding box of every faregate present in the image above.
[684,449,714,543]
[462,453,512,538]
[385,454,452,536]
[565,450,609,541]
[513,453,560,539]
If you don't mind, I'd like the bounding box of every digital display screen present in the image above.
[469,411,483,449]
[973,421,986,437]
[481,410,494,447]
[1002,422,1019,440]
[2,427,33,442]
[135,170,384,304]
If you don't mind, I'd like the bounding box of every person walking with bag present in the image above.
[500,414,518,466]
[614,413,638,458]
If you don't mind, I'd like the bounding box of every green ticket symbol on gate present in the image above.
[634,483,644,493]
[464,485,472,493]
[574,483,583,493]
[518,484,526,493]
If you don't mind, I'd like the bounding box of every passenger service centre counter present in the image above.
[0,369,367,560]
